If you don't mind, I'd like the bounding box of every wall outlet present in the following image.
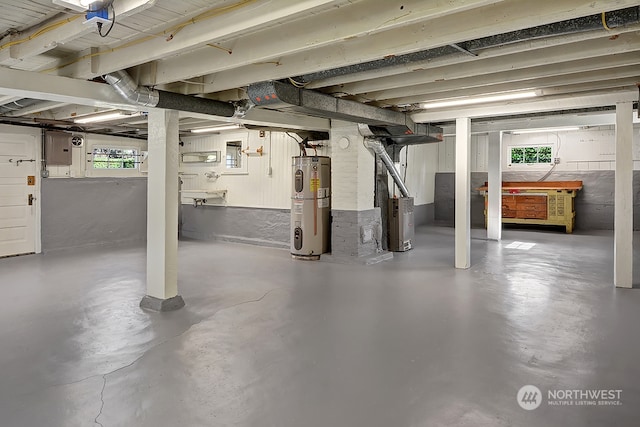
[553,157,561,164]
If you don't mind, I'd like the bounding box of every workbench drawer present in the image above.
[517,203,547,213]
[517,210,547,220]
[516,195,546,205]
[502,208,517,218]
[502,196,517,210]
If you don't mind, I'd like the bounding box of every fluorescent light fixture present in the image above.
[190,124,243,134]
[74,112,132,124]
[511,127,580,135]
[421,91,538,109]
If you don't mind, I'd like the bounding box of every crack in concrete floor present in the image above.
[93,289,277,426]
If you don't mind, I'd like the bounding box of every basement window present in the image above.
[92,147,139,169]
[510,145,552,165]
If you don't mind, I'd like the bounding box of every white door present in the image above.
[0,134,38,257]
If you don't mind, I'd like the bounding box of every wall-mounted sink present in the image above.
[180,189,227,206]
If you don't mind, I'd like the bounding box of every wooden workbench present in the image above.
[477,181,583,233]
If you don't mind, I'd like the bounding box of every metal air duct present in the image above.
[104,70,239,117]
[363,138,410,198]
[247,80,442,144]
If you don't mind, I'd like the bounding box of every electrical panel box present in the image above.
[388,197,414,252]
[45,131,72,166]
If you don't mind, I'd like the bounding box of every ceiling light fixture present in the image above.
[420,91,538,109]
[74,112,134,124]
[190,124,243,134]
[511,127,581,135]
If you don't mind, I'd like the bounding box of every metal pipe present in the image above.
[364,138,410,198]
[104,70,237,117]
[104,70,159,107]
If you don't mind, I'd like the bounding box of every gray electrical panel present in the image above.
[388,197,414,252]
[45,131,72,166]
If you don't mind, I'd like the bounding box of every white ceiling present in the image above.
[0,0,638,137]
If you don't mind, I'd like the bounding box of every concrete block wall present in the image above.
[434,170,640,231]
[435,126,640,231]
[181,205,290,248]
[42,177,147,251]
[331,209,383,257]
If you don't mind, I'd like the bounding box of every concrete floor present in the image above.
[0,226,639,427]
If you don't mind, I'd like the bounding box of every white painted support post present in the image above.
[614,101,634,289]
[487,132,502,241]
[140,109,185,311]
[455,117,471,269]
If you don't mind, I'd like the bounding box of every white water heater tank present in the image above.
[291,156,331,259]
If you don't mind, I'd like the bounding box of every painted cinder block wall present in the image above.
[434,126,640,230]
[179,129,439,247]
[0,124,149,251]
[2,122,439,252]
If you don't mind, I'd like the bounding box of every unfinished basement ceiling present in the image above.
[0,0,638,137]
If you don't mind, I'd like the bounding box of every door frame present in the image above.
[0,125,42,256]
[34,130,42,254]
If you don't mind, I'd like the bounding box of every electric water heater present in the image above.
[291,156,331,259]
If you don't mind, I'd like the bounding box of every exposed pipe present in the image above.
[364,138,410,198]
[104,70,238,117]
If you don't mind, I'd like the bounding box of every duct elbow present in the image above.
[363,138,384,155]
[104,70,160,107]
[232,99,253,118]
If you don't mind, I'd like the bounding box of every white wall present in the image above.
[438,134,489,173]
[48,133,148,178]
[180,130,329,209]
[181,128,439,210]
[0,124,148,178]
[438,126,640,173]
[396,143,438,205]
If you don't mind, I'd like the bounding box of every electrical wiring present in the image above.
[601,12,612,31]
[537,132,562,182]
[164,0,257,41]
[97,3,116,38]
[41,0,258,74]
[288,77,307,88]
[0,15,82,51]
[403,145,408,182]
[285,132,301,143]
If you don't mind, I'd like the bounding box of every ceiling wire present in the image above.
[537,132,562,182]
[97,3,116,38]
[601,12,612,31]
[0,15,82,51]
[40,0,259,74]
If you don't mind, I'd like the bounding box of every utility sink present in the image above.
[180,189,227,206]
